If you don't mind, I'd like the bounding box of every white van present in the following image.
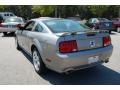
[0,12,16,22]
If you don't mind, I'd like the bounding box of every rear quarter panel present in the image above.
[29,32,60,67]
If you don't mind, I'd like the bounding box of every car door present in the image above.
[21,21,36,53]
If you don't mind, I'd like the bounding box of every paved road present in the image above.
[0,32,120,85]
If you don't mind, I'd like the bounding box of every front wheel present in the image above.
[32,48,47,74]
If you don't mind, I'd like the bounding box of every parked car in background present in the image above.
[15,18,113,74]
[111,18,120,33]
[85,18,114,33]
[0,12,16,23]
[0,16,25,36]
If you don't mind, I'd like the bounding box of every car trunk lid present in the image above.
[99,21,113,29]
[56,30,109,52]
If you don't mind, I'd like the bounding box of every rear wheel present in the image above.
[32,48,47,74]
[117,27,120,33]
[109,30,111,34]
[3,32,7,36]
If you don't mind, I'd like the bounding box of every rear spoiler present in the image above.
[60,30,109,37]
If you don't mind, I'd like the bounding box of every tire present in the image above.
[3,32,7,36]
[11,32,15,35]
[117,27,120,33]
[109,30,111,34]
[32,48,47,74]
[15,37,21,50]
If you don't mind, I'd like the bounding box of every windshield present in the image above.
[43,19,89,33]
[5,17,23,23]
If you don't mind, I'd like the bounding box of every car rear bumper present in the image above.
[0,27,17,32]
[51,45,113,73]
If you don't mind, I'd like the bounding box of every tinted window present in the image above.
[4,14,9,16]
[10,14,13,16]
[34,24,43,32]
[4,14,7,16]
[24,21,35,31]
[43,19,89,33]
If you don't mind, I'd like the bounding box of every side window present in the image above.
[24,21,35,31]
[7,14,9,16]
[10,14,13,16]
[34,24,43,32]
[4,14,7,16]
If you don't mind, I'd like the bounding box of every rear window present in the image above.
[5,17,23,23]
[43,19,89,33]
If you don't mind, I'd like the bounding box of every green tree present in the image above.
[88,5,109,18]
[32,5,55,17]
[0,5,5,11]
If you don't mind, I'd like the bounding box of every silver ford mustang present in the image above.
[15,17,113,74]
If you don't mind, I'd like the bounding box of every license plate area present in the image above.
[88,56,99,64]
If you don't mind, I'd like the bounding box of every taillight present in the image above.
[59,40,78,53]
[103,36,111,47]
